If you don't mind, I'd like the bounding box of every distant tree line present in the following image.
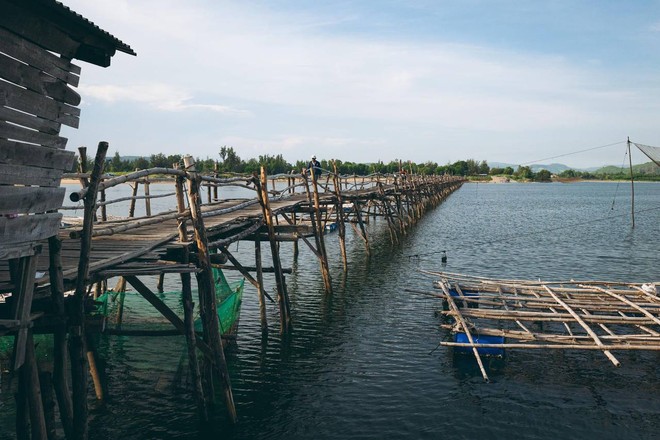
[72,146,658,181]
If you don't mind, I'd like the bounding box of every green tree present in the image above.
[219,146,242,172]
[515,165,533,180]
[535,169,552,182]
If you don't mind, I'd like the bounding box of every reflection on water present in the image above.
[2,182,659,439]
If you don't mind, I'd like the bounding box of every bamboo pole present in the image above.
[585,285,660,326]
[438,281,489,382]
[442,342,660,351]
[627,137,635,228]
[543,285,620,366]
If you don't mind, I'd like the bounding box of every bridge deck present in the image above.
[0,184,387,295]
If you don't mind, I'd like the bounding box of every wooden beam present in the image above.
[216,246,275,303]
[0,52,81,105]
[0,80,80,128]
[0,187,66,215]
[0,106,61,135]
[0,213,62,247]
[0,163,65,187]
[0,139,74,169]
[0,121,68,149]
[0,26,80,86]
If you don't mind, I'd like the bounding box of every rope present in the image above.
[518,140,625,166]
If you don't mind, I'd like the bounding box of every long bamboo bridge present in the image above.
[0,142,465,437]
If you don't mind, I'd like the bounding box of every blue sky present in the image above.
[61,0,660,168]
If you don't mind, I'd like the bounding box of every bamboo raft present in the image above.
[416,271,660,382]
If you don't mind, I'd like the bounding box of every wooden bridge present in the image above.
[0,143,465,434]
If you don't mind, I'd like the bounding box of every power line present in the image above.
[518,140,625,166]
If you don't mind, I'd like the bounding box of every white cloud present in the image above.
[63,0,660,166]
[79,83,250,115]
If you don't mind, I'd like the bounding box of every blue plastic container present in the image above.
[446,289,479,309]
[454,332,505,356]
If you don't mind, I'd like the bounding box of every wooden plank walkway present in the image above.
[0,179,412,295]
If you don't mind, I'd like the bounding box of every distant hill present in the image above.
[489,161,658,175]
[489,162,572,174]
[594,162,660,175]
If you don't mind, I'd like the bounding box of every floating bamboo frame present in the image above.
[416,271,660,370]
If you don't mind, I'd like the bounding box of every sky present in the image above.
[60,0,660,168]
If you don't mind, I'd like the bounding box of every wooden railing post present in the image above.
[186,172,237,423]
[70,141,108,440]
[256,167,291,332]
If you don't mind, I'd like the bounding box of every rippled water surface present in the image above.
[2,182,659,439]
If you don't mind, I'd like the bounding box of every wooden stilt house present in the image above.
[0,1,134,437]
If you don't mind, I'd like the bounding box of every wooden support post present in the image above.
[47,236,74,439]
[353,201,370,254]
[86,350,103,401]
[627,137,635,228]
[77,147,89,189]
[292,210,299,259]
[332,161,348,271]
[213,162,219,201]
[187,174,237,423]
[144,175,152,217]
[181,271,208,421]
[71,141,107,440]
[114,278,126,328]
[175,175,188,242]
[303,171,332,294]
[254,237,268,333]
[157,273,165,293]
[99,181,107,222]
[256,168,292,332]
[23,332,48,440]
[39,371,56,439]
[128,169,139,218]
[15,368,29,440]
[10,253,39,369]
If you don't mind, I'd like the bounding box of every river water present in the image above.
[1,181,659,439]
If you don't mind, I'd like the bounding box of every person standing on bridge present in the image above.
[307,155,322,180]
